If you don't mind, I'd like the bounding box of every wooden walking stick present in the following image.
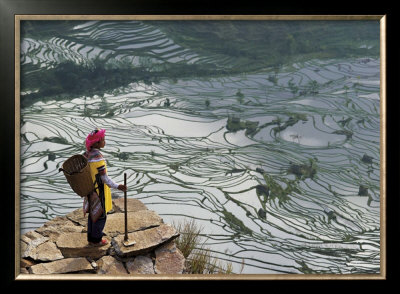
[123,173,136,247]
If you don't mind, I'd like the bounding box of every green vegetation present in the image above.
[205,98,210,108]
[288,80,299,97]
[367,195,373,206]
[358,185,368,196]
[20,58,233,107]
[342,233,356,242]
[21,59,226,107]
[163,98,171,107]
[288,158,317,180]
[267,75,278,85]
[116,152,130,161]
[256,184,269,198]
[262,173,301,204]
[21,20,379,107]
[326,210,337,223]
[47,151,56,161]
[226,116,259,136]
[225,168,246,175]
[236,89,245,104]
[169,163,180,171]
[272,113,308,135]
[338,117,352,127]
[154,20,379,71]
[221,209,253,236]
[174,218,202,259]
[296,260,314,274]
[257,208,267,219]
[43,136,69,145]
[332,129,353,140]
[299,80,319,96]
[361,154,373,164]
[174,218,235,274]
[256,184,269,211]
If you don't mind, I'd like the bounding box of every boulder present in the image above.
[56,232,111,259]
[113,198,148,213]
[154,241,185,274]
[104,210,163,237]
[126,256,155,274]
[97,256,128,275]
[112,223,179,257]
[29,257,94,274]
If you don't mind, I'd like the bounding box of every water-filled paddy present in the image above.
[20,20,380,274]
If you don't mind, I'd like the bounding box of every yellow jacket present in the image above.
[86,150,113,213]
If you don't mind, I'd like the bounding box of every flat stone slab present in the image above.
[66,208,88,227]
[36,217,84,243]
[21,230,49,245]
[56,232,111,259]
[21,203,186,275]
[38,215,77,228]
[112,223,179,257]
[29,257,94,274]
[27,241,64,262]
[21,231,49,259]
[112,198,148,213]
[104,210,163,237]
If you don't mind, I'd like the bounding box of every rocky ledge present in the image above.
[20,198,185,275]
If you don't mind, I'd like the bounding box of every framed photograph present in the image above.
[10,9,387,282]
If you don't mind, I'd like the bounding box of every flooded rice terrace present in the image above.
[19,20,381,274]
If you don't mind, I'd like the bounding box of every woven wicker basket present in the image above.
[60,154,94,197]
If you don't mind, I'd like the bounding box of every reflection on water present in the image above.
[20,20,380,274]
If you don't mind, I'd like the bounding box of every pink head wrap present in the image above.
[85,128,106,151]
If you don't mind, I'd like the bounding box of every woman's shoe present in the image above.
[89,239,108,246]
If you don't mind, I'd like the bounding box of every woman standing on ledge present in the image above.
[84,128,127,246]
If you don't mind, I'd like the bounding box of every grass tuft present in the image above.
[173,218,236,274]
